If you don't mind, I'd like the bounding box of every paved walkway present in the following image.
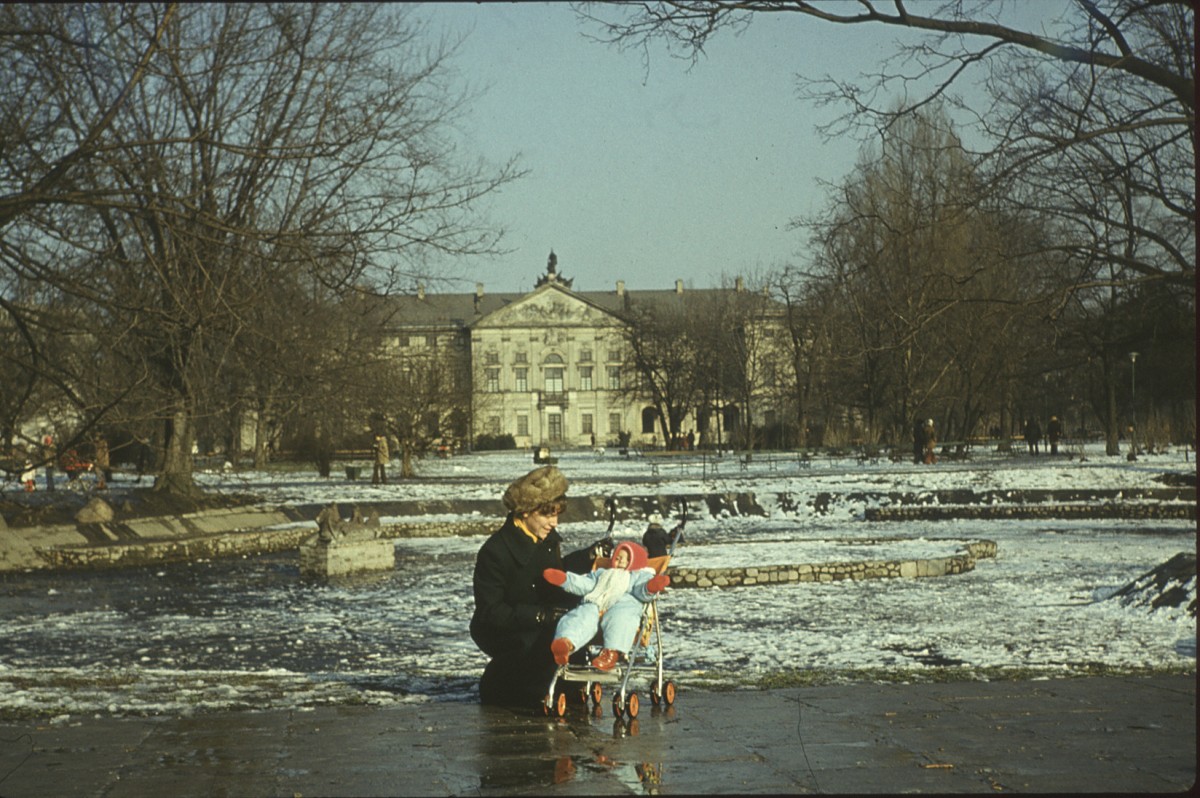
[0,675,1193,796]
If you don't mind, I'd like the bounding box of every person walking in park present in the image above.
[1046,416,1063,455]
[1024,418,1042,455]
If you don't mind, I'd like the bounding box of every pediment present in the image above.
[473,285,620,329]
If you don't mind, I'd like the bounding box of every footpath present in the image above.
[0,674,1193,796]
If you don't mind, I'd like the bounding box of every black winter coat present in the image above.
[469,514,591,659]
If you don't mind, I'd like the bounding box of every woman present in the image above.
[470,465,602,707]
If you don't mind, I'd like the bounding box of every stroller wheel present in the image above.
[661,680,677,706]
[611,694,623,717]
[650,681,661,706]
[552,690,568,717]
[627,691,640,719]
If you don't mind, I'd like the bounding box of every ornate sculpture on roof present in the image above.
[535,250,573,289]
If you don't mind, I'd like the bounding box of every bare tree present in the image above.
[579,0,1194,450]
[379,349,470,478]
[620,295,706,447]
[1,4,522,496]
[577,1,1192,286]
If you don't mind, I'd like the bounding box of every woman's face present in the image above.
[522,508,559,540]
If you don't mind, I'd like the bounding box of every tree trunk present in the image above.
[253,406,271,469]
[1104,364,1120,456]
[154,404,200,497]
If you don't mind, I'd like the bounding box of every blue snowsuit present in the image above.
[553,567,657,656]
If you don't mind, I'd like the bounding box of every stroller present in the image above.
[542,505,684,719]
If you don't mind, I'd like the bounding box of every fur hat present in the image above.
[502,466,568,515]
[611,540,650,571]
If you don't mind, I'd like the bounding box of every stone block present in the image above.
[75,497,115,524]
[300,537,394,578]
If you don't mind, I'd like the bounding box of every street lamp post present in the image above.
[1129,352,1138,457]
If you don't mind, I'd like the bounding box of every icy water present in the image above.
[0,511,1194,718]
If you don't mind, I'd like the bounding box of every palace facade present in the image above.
[384,253,788,451]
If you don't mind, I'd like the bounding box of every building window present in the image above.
[515,368,528,392]
[641,407,657,434]
[426,334,437,347]
[581,413,594,435]
[607,348,621,362]
[579,348,593,362]
[515,351,528,364]
[607,366,621,390]
[608,413,621,434]
[546,367,564,393]
[395,335,409,348]
[517,414,529,436]
[486,368,500,392]
[485,351,499,365]
[487,416,501,435]
[579,366,593,391]
[548,413,563,442]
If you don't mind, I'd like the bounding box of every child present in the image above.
[543,540,669,671]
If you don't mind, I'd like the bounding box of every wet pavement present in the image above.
[0,674,1193,796]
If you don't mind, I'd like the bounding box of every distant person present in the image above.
[371,433,389,484]
[93,435,111,489]
[1024,418,1042,455]
[912,419,927,464]
[922,419,938,464]
[20,460,37,492]
[1046,416,1063,455]
[641,512,684,558]
[41,433,55,491]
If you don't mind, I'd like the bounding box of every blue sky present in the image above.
[414,2,1058,294]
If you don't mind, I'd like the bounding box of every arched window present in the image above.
[641,407,657,434]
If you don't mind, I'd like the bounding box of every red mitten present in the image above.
[646,574,670,593]
[543,568,567,586]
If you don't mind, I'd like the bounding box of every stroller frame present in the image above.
[542,546,677,719]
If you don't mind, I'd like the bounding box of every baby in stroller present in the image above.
[543,540,669,671]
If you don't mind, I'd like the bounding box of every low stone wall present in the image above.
[866,504,1195,521]
[38,527,313,570]
[667,540,997,588]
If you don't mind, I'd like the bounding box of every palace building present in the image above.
[384,252,788,451]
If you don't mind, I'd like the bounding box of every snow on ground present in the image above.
[0,444,1194,718]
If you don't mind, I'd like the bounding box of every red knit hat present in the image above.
[611,541,649,571]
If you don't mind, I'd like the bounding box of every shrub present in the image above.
[474,433,517,451]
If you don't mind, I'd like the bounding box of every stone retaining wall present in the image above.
[38,527,315,570]
[866,504,1195,521]
[667,540,997,588]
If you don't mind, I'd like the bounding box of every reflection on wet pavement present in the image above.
[473,699,681,795]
